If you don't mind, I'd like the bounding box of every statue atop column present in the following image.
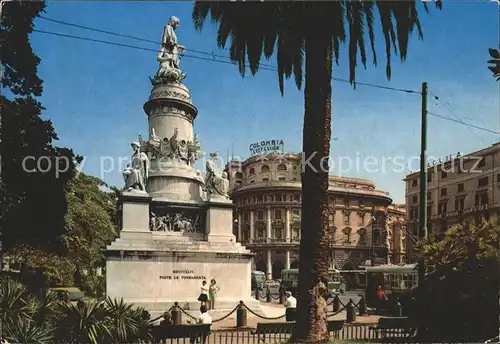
[123,142,149,192]
[204,153,229,198]
[152,16,187,84]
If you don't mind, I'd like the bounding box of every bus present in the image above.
[251,270,266,291]
[364,263,418,312]
[281,268,344,297]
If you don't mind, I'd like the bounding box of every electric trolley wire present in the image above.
[37,15,420,94]
[428,89,488,143]
[33,26,496,135]
[427,111,499,135]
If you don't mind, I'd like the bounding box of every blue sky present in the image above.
[31,1,499,203]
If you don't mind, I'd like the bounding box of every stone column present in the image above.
[285,250,291,269]
[237,212,242,242]
[266,249,272,280]
[266,206,272,242]
[285,207,291,243]
[250,210,255,243]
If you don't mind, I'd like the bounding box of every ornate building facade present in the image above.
[226,152,407,280]
[404,143,500,262]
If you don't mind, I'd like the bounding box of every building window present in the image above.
[262,178,269,182]
[438,201,447,215]
[277,164,287,171]
[344,200,350,208]
[478,177,489,188]
[249,168,255,175]
[257,211,264,220]
[412,179,418,187]
[412,195,418,204]
[441,171,447,178]
[343,227,352,244]
[358,228,367,245]
[457,183,464,193]
[261,165,270,173]
[275,210,282,220]
[427,205,432,216]
[235,172,243,179]
[475,193,488,206]
[343,212,350,225]
[455,198,465,211]
[440,188,447,197]
[292,210,300,222]
[278,176,286,181]
[250,180,255,183]
[328,227,337,243]
[428,173,433,182]
[328,214,334,227]
[257,195,263,202]
[257,228,265,238]
[359,213,365,226]
[427,191,431,199]
[478,157,485,168]
[274,228,282,239]
[294,194,300,202]
[410,207,418,220]
[243,212,249,221]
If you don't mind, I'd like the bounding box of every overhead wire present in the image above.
[33,17,497,135]
[37,15,420,94]
[428,89,490,143]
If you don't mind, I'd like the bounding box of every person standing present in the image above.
[198,280,209,307]
[284,291,297,321]
[208,279,220,310]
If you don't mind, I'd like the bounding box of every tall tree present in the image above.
[1,1,80,252]
[192,2,441,341]
[488,48,500,81]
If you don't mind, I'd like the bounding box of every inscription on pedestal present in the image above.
[159,269,205,280]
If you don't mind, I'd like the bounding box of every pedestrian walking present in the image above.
[208,279,220,310]
[198,280,209,307]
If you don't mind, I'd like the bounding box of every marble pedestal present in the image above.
[106,240,261,319]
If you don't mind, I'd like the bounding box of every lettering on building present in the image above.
[159,269,205,281]
[427,152,461,168]
[249,140,284,155]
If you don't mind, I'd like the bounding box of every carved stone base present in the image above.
[120,192,151,232]
[105,249,258,319]
[205,199,235,243]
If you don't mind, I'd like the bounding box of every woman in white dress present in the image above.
[198,280,209,307]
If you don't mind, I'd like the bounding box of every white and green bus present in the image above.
[281,268,344,296]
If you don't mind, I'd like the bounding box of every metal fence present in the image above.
[150,324,379,344]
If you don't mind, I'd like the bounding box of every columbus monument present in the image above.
[106,16,259,318]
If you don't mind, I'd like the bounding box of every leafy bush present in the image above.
[415,218,500,342]
[1,278,153,344]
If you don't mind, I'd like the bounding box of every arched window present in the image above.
[342,227,352,243]
[358,228,367,245]
[249,168,255,175]
[235,172,243,179]
[277,164,287,171]
[261,165,270,173]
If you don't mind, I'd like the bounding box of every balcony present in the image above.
[241,237,300,246]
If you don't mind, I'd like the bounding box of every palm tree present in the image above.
[192,2,441,341]
[488,48,500,81]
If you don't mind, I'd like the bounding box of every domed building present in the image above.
[226,152,407,280]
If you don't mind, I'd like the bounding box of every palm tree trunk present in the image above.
[291,18,333,344]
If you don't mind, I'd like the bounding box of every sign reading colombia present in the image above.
[249,140,284,155]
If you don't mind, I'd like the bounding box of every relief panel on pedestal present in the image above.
[150,205,205,234]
